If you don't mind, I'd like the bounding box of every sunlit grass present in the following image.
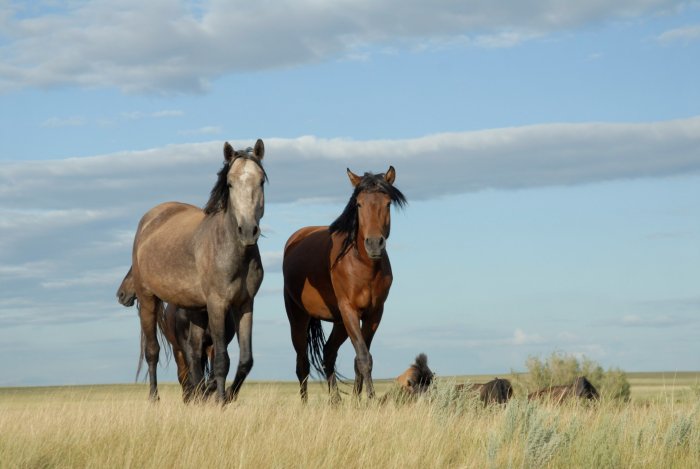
[0,372,698,468]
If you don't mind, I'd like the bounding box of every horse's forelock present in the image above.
[203,153,267,216]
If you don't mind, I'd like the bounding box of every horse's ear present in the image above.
[224,142,234,162]
[347,168,362,187]
[254,139,264,160]
[384,166,396,185]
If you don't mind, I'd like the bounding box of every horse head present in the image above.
[343,167,405,259]
[223,140,266,246]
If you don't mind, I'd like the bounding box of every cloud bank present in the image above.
[2,117,699,213]
[0,0,686,93]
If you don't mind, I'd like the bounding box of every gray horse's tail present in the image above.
[135,300,169,382]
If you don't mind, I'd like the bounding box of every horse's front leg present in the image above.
[227,301,254,402]
[207,298,230,403]
[340,302,375,400]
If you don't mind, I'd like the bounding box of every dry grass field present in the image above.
[1,372,698,468]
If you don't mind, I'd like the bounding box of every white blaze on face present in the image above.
[229,158,265,242]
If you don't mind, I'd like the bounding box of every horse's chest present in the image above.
[353,275,392,311]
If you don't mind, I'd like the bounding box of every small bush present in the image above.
[518,351,631,400]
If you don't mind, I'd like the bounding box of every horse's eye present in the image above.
[260,180,265,187]
[356,203,362,208]
[227,183,232,188]
[386,202,391,208]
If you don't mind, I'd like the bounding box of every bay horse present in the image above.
[117,267,233,401]
[528,376,599,404]
[282,167,406,402]
[456,377,513,405]
[128,140,266,402]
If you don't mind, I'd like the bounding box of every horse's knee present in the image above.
[238,357,253,376]
[212,350,230,376]
[145,342,160,365]
[355,354,373,374]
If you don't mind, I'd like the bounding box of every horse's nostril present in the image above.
[379,237,386,247]
[253,226,259,236]
[238,226,243,234]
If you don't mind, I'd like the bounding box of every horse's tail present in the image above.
[116,267,137,307]
[306,318,327,377]
[135,300,169,382]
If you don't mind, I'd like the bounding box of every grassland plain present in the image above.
[0,372,698,469]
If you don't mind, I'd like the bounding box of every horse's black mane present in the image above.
[328,171,406,264]
[203,150,267,215]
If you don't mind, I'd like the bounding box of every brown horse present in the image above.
[456,377,513,405]
[282,167,406,402]
[127,140,266,402]
[528,376,600,404]
[396,353,434,396]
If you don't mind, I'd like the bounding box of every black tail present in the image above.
[307,318,327,377]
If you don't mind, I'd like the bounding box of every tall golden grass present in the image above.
[0,375,698,468]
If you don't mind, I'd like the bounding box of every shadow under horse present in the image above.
[118,140,266,402]
[282,167,406,402]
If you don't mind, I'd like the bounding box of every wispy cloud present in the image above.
[0,1,686,93]
[41,116,85,128]
[121,110,185,120]
[657,24,700,44]
[2,117,699,211]
[179,126,222,136]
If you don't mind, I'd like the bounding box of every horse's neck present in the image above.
[202,211,251,265]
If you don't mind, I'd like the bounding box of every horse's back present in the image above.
[132,201,207,305]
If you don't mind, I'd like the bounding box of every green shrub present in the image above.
[517,351,631,400]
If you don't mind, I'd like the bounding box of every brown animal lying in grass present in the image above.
[455,377,513,405]
[528,376,599,404]
[380,353,434,404]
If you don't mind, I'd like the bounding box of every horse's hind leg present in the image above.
[138,294,161,401]
[323,323,348,404]
[285,292,310,402]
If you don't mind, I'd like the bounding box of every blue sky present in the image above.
[0,0,699,386]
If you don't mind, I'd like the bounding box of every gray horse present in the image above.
[124,140,266,402]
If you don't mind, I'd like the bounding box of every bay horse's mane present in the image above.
[203,148,268,215]
[328,171,407,263]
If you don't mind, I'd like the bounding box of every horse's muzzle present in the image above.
[238,223,260,246]
[364,236,386,259]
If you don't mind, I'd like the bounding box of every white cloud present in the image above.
[261,251,283,273]
[511,328,543,345]
[179,126,222,135]
[657,24,700,44]
[40,266,126,289]
[2,117,699,213]
[122,110,185,120]
[41,116,85,127]
[0,0,685,93]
